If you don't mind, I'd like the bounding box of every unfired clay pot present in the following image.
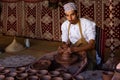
[102,71,114,80]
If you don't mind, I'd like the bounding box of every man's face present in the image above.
[65,10,78,24]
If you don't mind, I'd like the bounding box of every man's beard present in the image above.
[69,20,78,24]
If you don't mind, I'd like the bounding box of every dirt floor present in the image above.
[0,34,61,59]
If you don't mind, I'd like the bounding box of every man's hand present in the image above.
[70,46,80,53]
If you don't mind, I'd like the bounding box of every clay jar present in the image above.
[102,71,114,80]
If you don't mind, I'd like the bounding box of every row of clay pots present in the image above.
[0,66,70,80]
[0,64,85,80]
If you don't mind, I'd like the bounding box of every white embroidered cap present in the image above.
[63,2,77,12]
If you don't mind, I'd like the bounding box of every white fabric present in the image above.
[63,2,77,12]
[61,18,96,44]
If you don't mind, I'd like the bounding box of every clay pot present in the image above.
[9,72,17,77]
[16,72,28,79]
[16,67,26,73]
[27,75,39,80]
[1,69,10,75]
[0,74,5,79]
[50,70,60,77]
[102,71,114,80]
[52,77,63,80]
[27,69,38,76]
[38,70,48,75]
[40,75,51,80]
[62,73,72,80]
[5,77,15,80]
